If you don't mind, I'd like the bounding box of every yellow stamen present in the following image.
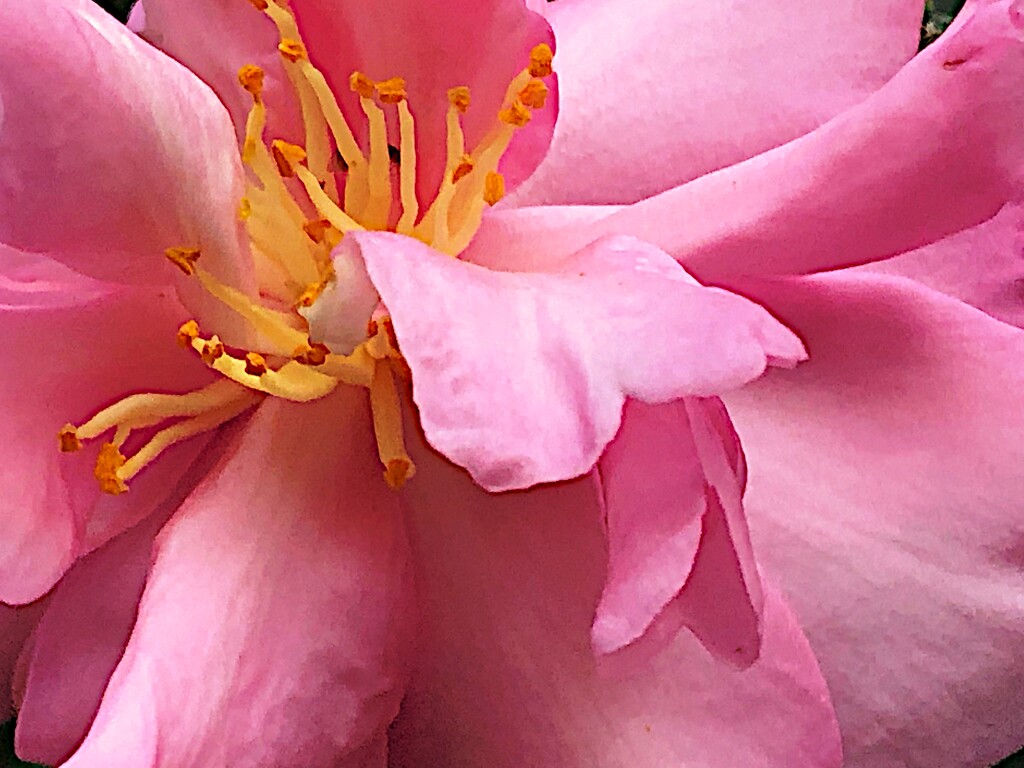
[498,99,532,128]
[370,358,415,490]
[447,86,471,113]
[294,164,365,233]
[519,78,549,109]
[396,99,419,235]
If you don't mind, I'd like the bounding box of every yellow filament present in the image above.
[119,393,260,483]
[415,102,469,253]
[194,269,309,354]
[75,379,250,441]
[358,92,393,229]
[396,100,419,235]
[369,358,415,489]
[294,165,365,233]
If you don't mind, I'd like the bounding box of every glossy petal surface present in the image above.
[723,273,1024,767]
[515,0,920,204]
[63,394,414,768]
[389,446,842,767]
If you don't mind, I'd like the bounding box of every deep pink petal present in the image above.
[514,0,920,205]
[0,277,215,604]
[722,272,1024,766]
[862,202,1024,330]
[337,231,802,491]
[0,602,46,722]
[389,445,841,767]
[14,497,184,766]
[0,0,252,307]
[594,398,762,665]
[62,393,414,768]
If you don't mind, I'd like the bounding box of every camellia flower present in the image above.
[0,2,1022,768]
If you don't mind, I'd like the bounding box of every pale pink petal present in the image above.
[513,0,920,205]
[863,203,1024,330]
[0,278,215,604]
[0,0,252,304]
[337,231,803,491]
[389,445,841,767]
[0,602,46,722]
[129,0,303,144]
[594,398,762,665]
[63,393,414,768]
[495,1,1024,283]
[721,272,1024,766]
[15,501,180,766]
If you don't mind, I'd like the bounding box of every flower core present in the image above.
[59,0,554,493]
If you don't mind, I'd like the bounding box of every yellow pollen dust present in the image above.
[61,0,556,495]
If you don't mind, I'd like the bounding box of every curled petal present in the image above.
[594,398,762,665]
[336,231,803,491]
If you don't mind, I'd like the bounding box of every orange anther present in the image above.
[498,100,531,128]
[201,339,225,365]
[293,341,330,366]
[177,320,200,349]
[278,38,307,63]
[447,86,471,113]
[529,43,554,78]
[349,71,376,99]
[247,0,269,10]
[165,247,200,276]
[271,140,307,177]
[484,172,505,206]
[376,77,408,104]
[58,424,81,453]
[238,64,265,98]
[244,352,268,377]
[452,155,474,183]
[519,78,549,109]
[95,443,128,495]
[384,457,412,490]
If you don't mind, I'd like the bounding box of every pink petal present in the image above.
[341,231,803,491]
[721,272,1024,766]
[513,0,920,205]
[14,501,179,766]
[0,274,215,604]
[863,202,1024,330]
[0,0,252,305]
[497,1,1024,284]
[389,445,841,767]
[129,0,303,145]
[594,398,763,666]
[62,393,414,768]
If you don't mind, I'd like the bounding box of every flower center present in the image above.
[58,0,554,494]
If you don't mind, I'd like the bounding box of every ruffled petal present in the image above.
[14,501,181,766]
[0,0,251,299]
[335,231,803,491]
[594,398,762,665]
[389,445,842,767]
[62,393,414,768]
[722,272,1024,767]
[0,273,216,604]
[513,0,920,205]
[863,202,1024,330]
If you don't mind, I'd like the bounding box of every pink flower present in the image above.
[0,2,1021,768]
